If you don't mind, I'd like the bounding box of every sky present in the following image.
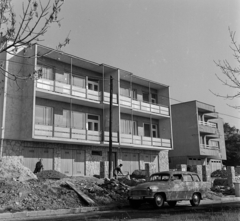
[13,0,240,128]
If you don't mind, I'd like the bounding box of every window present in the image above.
[152,124,158,138]
[92,151,102,156]
[192,174,201,182]
[151,93,157,104]
[172,174,183,180]
[144,124,158,137]
[35,106,52,125]
[150,174,170,181]
[143,92,149,102]
[121,119,137,135]
[88,79,99,91]
[55,110,70,128]
[183,174,193,182]
[55,72,70,84]
[72,75,85,88]
[87,114,99,131]
[37,65,54,80]
[131,89,137,100]
[72,111,85,129]
[120,88,130,97]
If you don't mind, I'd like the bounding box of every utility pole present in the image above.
[108,76,113,179]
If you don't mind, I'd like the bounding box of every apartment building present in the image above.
[0,44,173,176]
[169,101,226,172]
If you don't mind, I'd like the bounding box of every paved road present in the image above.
[10,200,240,221]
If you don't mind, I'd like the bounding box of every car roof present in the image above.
[151,171,198,176]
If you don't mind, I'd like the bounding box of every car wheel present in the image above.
[129,200,142,209]
[152,194,165,208]
[190,193,200,207]
[168,201,177,207]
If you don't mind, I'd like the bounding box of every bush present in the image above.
[211,170,228,178]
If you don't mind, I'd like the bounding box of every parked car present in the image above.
[128,170,207,209]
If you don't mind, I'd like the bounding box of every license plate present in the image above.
[131,196,142,200]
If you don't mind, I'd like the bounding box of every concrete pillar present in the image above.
[176,164,187,172]
[227,166,235,188]
[189,165,203,181]
[202,165,211,182]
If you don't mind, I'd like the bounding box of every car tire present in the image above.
[190,193,200,207]
[152,194,165,208]
[168,201,177,207]
[129,200,142,209]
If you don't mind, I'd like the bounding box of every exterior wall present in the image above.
[21,47,35,140]
[120,80,158,101]
[121,113,159,136]
[169,156,188,169]
[210,118,226,160]
[37,57,103,91]
[2,138,169,176]
[4,50,25,140]
[170,101,200,157]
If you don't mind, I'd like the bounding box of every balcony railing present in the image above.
[200,144,219,149]
[198,121,216,128]
[34,124,119,143]
[120,95,169,116]
[120,134,171,148]
[36,79,117,104]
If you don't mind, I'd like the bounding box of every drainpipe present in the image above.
[0,52,8,158]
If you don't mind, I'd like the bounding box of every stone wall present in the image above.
[2,139,170,177]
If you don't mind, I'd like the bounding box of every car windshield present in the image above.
[150,174,170,181]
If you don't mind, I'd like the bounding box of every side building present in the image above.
[169,101,226,173]
[0,44,173,176]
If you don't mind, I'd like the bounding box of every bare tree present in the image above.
[0,0,70,82]
[211,28,240,109]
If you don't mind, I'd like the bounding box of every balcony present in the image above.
[198,121,219,134]
[34,124,119,143]
[120,96,169,116]
[120,134,171,148]
[36,79,117,104]
[200,144,221,158]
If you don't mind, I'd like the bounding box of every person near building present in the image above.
[113,164,124,179]
[33,159,44,174]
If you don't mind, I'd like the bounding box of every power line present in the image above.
[1,59,240,120]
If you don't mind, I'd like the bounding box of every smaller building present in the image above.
[169,101,226,173]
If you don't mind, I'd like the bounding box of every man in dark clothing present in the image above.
[113,164,123,179]
[33,159,44,174]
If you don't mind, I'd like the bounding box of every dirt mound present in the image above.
[0,157,37,182]
[36,170,68,180]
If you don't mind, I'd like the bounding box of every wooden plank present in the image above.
[65,181,96,206]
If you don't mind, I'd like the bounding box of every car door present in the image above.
[167,174,186,201]
[182,174,195,199]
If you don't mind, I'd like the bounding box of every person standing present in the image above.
[33,159,44,174]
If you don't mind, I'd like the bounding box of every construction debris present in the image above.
[66,181,96,206]
[0,157,37,182]
[36,170,68,180]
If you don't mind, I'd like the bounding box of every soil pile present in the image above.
[0,157,37,182]
[36,170,68,180]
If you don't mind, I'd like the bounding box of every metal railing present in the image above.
[198,121,217,128]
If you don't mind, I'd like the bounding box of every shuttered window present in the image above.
[35,106,52,125]
[121,119,137,135]
[72,111,85,129]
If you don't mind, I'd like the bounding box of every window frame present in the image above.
[88,79,99,91]
[87,114,100,131]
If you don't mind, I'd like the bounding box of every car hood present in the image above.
[131,181,169,190]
